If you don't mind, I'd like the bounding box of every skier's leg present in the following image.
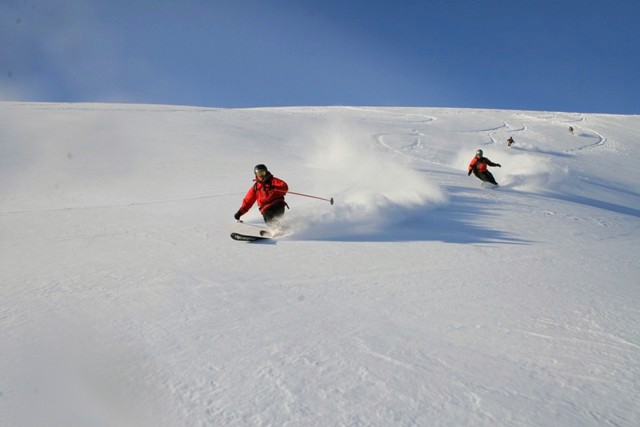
[262,202,286,227]
[484,171,498,185]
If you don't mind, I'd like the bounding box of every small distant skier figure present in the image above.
[234,164,289,227]
[569,126,574,134]
[468,149,501,186]
[507,136,514,147]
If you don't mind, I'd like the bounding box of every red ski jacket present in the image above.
[468,156,498,173]
[238,174,288,215]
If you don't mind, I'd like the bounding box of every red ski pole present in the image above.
[274,189,334,205]
[288,191,334,205]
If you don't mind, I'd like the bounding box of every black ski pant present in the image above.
[262,200,286,226]
[473,169,498,185]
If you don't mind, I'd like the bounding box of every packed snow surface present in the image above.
[1,103,639,426]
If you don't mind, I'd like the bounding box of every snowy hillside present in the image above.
[1,103,639,426]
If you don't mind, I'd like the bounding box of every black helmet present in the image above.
[476,149,483,156]
[254,164,268,174]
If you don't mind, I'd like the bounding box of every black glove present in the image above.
[496,164,501,167]
[467,170,472,176]
[234,211,242,221]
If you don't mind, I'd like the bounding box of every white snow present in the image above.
[1,103,639,426]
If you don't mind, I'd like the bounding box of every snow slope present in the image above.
[1,103,639,426]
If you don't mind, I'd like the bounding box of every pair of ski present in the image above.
[230,229,277,242]
[230,221,286,242]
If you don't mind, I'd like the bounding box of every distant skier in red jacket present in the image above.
[468,149,501,186]
[234,164,289,226]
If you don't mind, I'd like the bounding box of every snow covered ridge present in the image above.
[1,103,639,426]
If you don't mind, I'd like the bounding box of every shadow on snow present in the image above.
[289,189,533,245]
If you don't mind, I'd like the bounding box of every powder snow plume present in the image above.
[286,119,447,239]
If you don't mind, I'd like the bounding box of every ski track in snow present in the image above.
[0,192,242,215]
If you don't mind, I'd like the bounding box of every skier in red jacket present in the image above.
[234,164,289,226]
[468,149,501,186]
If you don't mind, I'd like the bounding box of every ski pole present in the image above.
[273,189,334,205]
[236,220,264,228]
[288,191,334,205]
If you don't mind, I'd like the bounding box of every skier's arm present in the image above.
[468,158,477,175]
[270,178,289,195]
[237,187,257,217]
[485,158,501,167]
[275,179,289,194]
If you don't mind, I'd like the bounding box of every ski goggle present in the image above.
[255,169,267,178]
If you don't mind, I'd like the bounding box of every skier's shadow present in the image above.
[289,187,532,245]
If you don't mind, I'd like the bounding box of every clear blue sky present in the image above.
[1,0,639,114]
